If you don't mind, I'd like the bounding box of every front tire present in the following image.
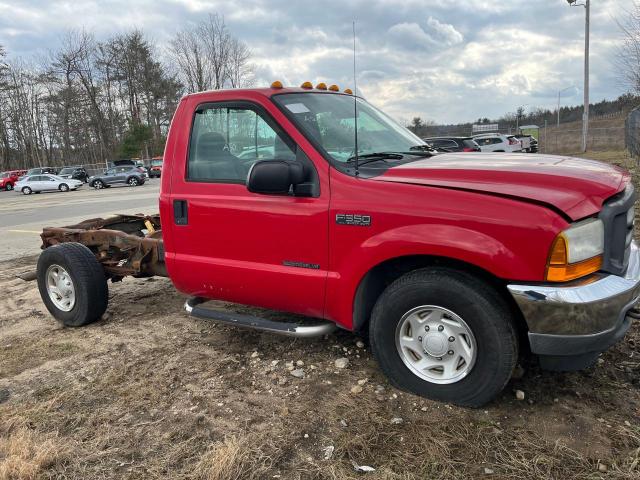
[5,183,13,191]
[59,183,69,192]
[22,187,32,195]
[369,267,518,408]
[37,243,108,327]
[92,180,105,189]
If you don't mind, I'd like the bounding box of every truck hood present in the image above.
[375,153,629,220]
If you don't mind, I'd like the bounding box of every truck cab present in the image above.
[35,82,639,407]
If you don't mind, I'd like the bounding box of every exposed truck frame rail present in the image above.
[40,214,167,279]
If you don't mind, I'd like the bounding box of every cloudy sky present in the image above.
[0,0,634,124]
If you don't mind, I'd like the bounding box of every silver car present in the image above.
[14,174,83,195]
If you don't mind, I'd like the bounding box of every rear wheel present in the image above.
[22,187,32,195]
[5,183,13,191]
[59,183,69,192]
[127,177,139,186]
[37,243,108,327]
[369,267,518,407]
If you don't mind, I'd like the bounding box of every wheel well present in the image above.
[352,255,528,348]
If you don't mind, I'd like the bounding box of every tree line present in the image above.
[0,14,253,171]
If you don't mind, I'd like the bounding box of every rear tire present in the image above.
[37,243,108,327]
[369,267,518,408]
[127,177,139,186]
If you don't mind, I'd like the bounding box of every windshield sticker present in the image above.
[285,103,310,114]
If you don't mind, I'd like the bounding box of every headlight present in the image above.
[546,218,604,282]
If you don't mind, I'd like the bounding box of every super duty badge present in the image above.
[336,213,372,227]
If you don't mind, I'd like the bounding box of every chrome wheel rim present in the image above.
[395,305,476,385]
[94,182,102,189]
[46,264,76,312]
[60,184,68,191]
[128,178,137,186]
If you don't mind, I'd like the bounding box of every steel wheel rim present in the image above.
[46,264,76,312]
[395,305,477,385]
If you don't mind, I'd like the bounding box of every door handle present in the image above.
[173,200,188,225]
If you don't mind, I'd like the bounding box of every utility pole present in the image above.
[582,0,590,152]
[567,0,590,152]
[557,86,574,127]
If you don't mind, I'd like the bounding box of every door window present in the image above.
[188,105,296,183]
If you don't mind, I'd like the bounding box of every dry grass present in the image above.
[0,428,67,480]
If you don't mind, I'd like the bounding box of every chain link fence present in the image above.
[626,108,640,159]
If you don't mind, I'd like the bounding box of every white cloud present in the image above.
[0,0,634,123]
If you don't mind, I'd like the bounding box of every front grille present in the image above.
[599,184,636,276]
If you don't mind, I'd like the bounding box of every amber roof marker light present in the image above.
[300,81,313,89]
[270,80,283,89]
[328,84,340,91]
[315,82,327,90]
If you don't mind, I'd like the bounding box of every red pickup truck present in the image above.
[33,83,639,407]
[0,170,26,191]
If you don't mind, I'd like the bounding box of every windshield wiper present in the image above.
[347,152,405,165]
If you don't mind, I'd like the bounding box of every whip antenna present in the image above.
[353,20,359,177]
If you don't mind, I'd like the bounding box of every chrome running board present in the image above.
[184,297,336,338]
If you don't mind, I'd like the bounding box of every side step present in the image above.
[184,297,336,338]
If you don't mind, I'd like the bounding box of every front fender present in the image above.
[324,214,565,329]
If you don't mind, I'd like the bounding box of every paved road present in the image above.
[0,181,160,261]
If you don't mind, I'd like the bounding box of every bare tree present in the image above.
[616,2,640,95]
[227,37,254,88]
[168,14,253,93]
[168,29,212,92]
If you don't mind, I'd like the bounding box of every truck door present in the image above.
[167,101,329,319]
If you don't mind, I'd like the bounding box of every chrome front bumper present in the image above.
[507,241,640,367]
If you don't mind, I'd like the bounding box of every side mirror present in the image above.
[246,160,304,195]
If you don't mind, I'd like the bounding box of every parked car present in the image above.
[58,166,89,183]
[31,82,639,408]
[515,134,538,153]
[109,160,150,179]
[20,167,58,180]
[423,137,481,152]
[88,166,146,189]
[15,174,83,194]
[0,170,26,191]
[148,157,163,178]
[473,134,523,153]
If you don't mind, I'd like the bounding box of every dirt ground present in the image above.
[1,152,639,479]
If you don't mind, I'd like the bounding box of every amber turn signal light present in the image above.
[545,234,602,282]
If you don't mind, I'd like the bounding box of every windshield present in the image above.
[1,172,8,178]
[59,168,74,174]
[272,93,425,163]
[151,160,163,166]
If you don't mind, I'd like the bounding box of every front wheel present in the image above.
[5,183,13,191]
[37,243,108,327]
[59,183,69,192]
[92,180,105,189]
[22,187,32,195]
[369,267,518,408]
